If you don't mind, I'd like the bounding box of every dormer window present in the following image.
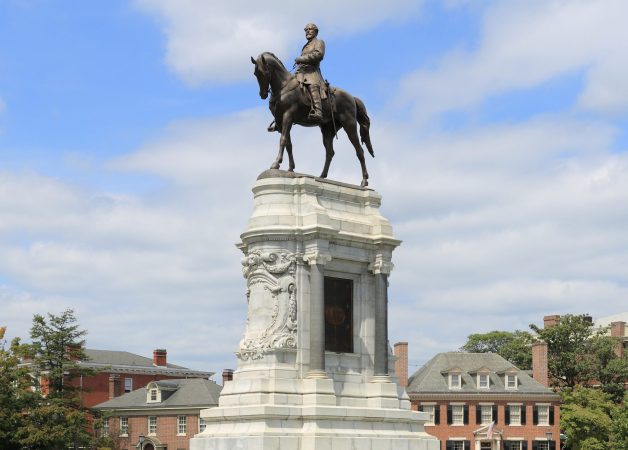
[148,388,159,403]
[478,373,489,389]
[505,374,518,389]
[449,373,462,389]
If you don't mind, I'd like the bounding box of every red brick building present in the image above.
[65,348,213,408]
[402,349,560,450]
[95,376,223,450]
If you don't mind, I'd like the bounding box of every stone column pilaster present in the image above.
[304,251,332,378]
[370,257,394,379]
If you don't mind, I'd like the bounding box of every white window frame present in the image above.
[149,388,158,402]
[505,441,523,450]
[124,377,133,393]
[148,416,157,435]
[505,374,518,390]
[452,404,464,425]
[423,405,436,425]
[449,373,462,389]
[450,441,465,450]
[177,415,187,435]
[480,405,493,425]
[535,441,550,450]
[199,417,206,433]
[119,416,129,436]
[509,404,522,426]
[537,404,550,426]
[478,373,490,389]
[101,419,109,438]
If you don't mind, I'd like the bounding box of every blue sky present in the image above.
[1,0,627,375]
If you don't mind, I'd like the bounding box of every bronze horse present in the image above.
[251,52,374,187]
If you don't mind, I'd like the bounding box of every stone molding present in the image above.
[302,251,332,266]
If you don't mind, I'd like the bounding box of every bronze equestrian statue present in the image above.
[251,24,375,187]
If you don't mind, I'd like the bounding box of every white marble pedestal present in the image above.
[190,171,439,450]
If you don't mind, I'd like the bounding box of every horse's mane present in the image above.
[261,52,289,72]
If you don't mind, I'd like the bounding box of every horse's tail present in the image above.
[355,97,374,157]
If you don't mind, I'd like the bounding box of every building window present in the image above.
[423,405,435,425]
[452,405,464,425]
[480,405,493,425]
[101,419,109,437]
[504,442,523,450]
[536,442,550,450]
[177,415,187,435]
[509,405,521,425]
[537,405,550,425]
[150,388,158,402]
[124,378,133,393]
[449,373,462,389]
[505,374,518,389]
[478,373,489,389]
[199,417,206,433]
[448,441,466,450]
[120,417,129,436]
[148,416,157,435]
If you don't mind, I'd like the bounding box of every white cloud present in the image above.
[133,0,423,85]
[399,0,628,120]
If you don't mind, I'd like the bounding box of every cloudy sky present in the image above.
[1,0,627,377]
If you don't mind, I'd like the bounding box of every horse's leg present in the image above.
[270,128,284,170]
[344,119,369,187]
[273,107,296,171]
[320,125,335,178]
[286,134,295,172]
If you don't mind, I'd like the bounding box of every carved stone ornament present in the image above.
[368,256,394,275]
[237,250,297,360]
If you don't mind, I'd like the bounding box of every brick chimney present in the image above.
[394,342,409,388]
[543,315,560,328]
[153,349,167,366]
[108,374,121,399]
[610,321,626,358]
[222,369,234,385]
[532,341,549,387]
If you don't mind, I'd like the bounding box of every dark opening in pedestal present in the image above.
[324,277,353,353]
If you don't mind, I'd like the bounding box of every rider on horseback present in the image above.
[295,23,326,122]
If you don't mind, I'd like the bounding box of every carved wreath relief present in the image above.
[237,250,297,360]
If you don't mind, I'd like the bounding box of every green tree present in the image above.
[609,392,628,450]
[529,314,626,389]
[0,327,38,450]
[17,309,99,450]
[560,386,616,450]
[460,330,533,369]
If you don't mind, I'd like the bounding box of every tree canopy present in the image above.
[0,310,112,450]
[460,330,533,369]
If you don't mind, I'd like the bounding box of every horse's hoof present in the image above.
[270,163,280,170]
[361,180,368,187]
[288,168,294,172]
[320,173,328,179]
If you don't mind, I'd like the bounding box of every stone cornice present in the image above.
[408,392,561,402]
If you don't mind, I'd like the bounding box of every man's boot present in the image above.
[308,85,323,121]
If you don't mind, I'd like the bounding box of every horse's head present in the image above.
[251,54,270,100]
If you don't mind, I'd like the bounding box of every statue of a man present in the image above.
[295,23,325,121]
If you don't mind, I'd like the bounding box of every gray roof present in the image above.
[94,378,222,410]
[80,349,213,378]
[407,352,554,395]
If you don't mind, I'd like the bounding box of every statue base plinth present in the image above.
[190,173,438,450]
